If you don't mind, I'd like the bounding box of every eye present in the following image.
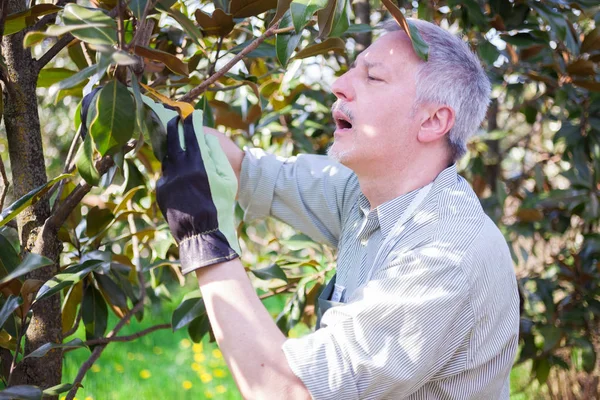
[367,74,383,82]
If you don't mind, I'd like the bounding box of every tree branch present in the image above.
[33,0,76,31]
[83,324,170,347]
[180,15,285,103]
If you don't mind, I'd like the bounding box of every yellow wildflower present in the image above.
[212,349,222,359]
[194,353,206,363]
[191,362,201,371]
[114,363,124,373]
[180,338,191,349]
[139,369,151,379]
[153,346,163,355]
[91,365,101,373]
[215,385,227,394]
[192,343,203,353]
[200,372,212,383]
[213,368,227,378]
[85,397,93,400]
[204,390,214,399]
[182,380,193,390]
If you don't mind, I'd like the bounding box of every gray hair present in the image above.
[381,19,491,161]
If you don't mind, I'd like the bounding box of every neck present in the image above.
[355,153,450,209]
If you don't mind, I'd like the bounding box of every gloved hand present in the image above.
[155,110,241,274]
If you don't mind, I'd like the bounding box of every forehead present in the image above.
[358,30,423,71]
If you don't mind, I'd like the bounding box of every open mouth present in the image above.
[333,111,353,130]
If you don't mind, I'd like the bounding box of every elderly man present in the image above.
[154,18,520,400]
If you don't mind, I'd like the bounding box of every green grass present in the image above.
[62,284,547,399]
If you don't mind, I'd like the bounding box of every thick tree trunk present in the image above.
[352,0,372,53]
[1,0,62,391]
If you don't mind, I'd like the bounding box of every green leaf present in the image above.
[82,285,108,341]
[61,4,117,45]
[172,290,206,331]
[229,40,276,58]
[195,96,215,129]
[294,37,345,59]
[4,4,61,36]
[0,296,23,329]
[251,264,288,282]
[129,0,149,20]
[0,385,43,400]
[327,0,349,38]
[279,233,321,250]
[0,174,73,228]
[0,254,53,285]
[131,76,145,136]
[572,338,597,373]
[49,57,112,94]
[535,358,551,384]
[42,384,74,397]
[290,0,327,33]
[0,233,20,278]
[276,12,302,66]
[35,260,104,302]
[379,0,428,61]
[89,80,135,156]
[86,206,115,237]
[75,132,101,186]
[345,24,372,34]
[229,0,278,18]
[142,104,168,162]
[133,45,189,76]
[37,68,78,88]
[188,314,210,343]
[24,338,86,359]
[94,273,128,309]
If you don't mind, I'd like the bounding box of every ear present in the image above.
[417,105,455,144]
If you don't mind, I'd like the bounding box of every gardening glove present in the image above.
[155,110,242,274]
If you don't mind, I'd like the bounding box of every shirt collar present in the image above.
[359,164,459,238]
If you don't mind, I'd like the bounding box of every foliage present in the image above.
[0,0,599,398]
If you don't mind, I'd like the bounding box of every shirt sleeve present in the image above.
[281,249,475,400]
[237,148,360,248]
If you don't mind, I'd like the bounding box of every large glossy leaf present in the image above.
[35,260,104,302]
[61,4,117,45]
[0,254,54,285]
[581,27,600,54]
[229,0,278,18]
[89,80,135,156]
[0,385,43,400]
[129,0,149,20]
[188,313,210,343]
[251,264,288,282]
[75,131,101,186]
[271,0,293,28]
[86,206,115,238]
[194,9,235,37]
[24,338,86,359]
[94,273,128,310]
[47,56,112,93]
[293,37,345,59]
[133,46,189,76]
[277,31,302,66]
[62,282,83,335]
[317,0,349,38]
[37,68,78,88]
[0,174,73,228]
[0,296,23,329]
[172,290,206,331]
[290,0,327,33]
[82,285,108,341]
[380,0,428,61]
[0,233,20,278]
[42,384,74,397]
[4,4,61,36]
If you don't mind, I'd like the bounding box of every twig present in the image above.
[33,0,76,31]
[0,154,9,210]
[83,324,170,347]
[208,37,224,77]
[117,0,125,49]
[180,14,285,103]
[7,320,26,386]
[259,283,297,300]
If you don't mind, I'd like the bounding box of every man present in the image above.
[154,18,520,400]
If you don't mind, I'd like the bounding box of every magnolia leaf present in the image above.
[75,132,101,186]
[581,27,600,53]
[94,273,128,310]
[128,0,149,20]
[0,385,43,400]
[294,37,345,59]
[194,9,235,37]
[271,0,293,28]
[379,0,429,61]
[0,254,53,286]
[4,4,61,36]
[49,57,112,93]
[158,6,205,48]
[566,59,596,76]
[82,285,108,341]
[277,32,302,66]
[188,314,210,343]
[290,0,327,33]
[572,79,600,91]
[42,384,74,397]
[24,338,86,359]
[61,4,117,45]
[131,75,145,135]
[133,45,189,76]
[35,260,104,302]
[62,282,83,335]
[0,296,23,329]
[0,233,20,278]
[89,80,135,156]
[86,206,115,237]
[0,174,73,228]
[317,0,349,38]
[251,264,288,282]
[37,68,78,88]
[140,83,195,117]
[229,0,278,18]
[172,290,206,331]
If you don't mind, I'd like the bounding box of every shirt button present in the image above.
[360,238,368,246]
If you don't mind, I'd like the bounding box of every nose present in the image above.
[331,70,355,102]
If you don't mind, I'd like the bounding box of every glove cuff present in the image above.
[178,229,239,274]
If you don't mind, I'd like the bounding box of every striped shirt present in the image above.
[238,148,520,400]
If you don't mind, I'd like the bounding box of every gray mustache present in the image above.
[332,101,354,122]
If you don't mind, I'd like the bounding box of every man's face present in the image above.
[328,31,423,171]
